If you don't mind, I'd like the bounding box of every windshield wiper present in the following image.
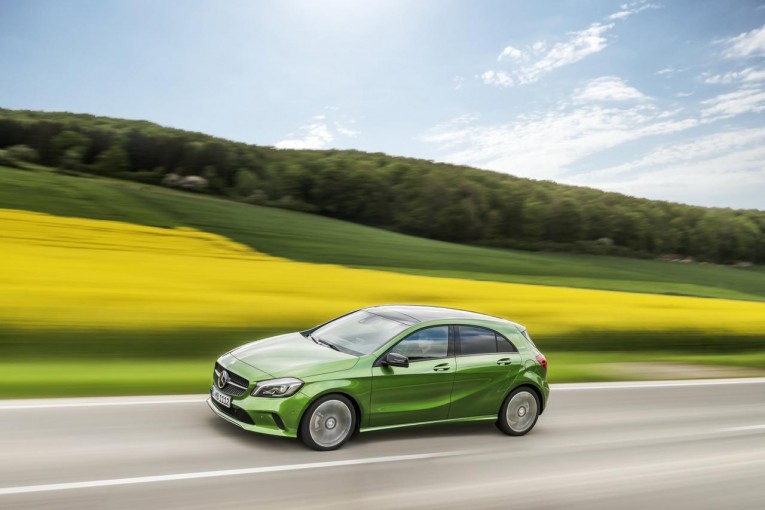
[310,335,342,352]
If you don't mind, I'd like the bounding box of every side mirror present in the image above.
[383,352,409,368]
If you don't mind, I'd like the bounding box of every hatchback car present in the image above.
[208,305,549,450]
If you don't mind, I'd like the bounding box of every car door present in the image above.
[448,325,523,419]
[370,325,455,427]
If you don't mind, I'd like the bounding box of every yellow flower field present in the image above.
[1,208,764,338]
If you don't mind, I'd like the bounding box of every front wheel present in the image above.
[497,387,540,436]
[299,394,356,451]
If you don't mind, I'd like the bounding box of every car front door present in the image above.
[448,325,523,419]
[370,325,455,427]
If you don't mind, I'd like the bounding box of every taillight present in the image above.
[535,353,548,370]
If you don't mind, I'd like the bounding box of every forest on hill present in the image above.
[0,107,763,264]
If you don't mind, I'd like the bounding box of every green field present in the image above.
[1,165,763,397]
[2,165,764,301]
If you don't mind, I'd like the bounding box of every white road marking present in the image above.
[0,452,463,496]
[552,377,765,391]
[349,451,765,506]
[1,377,763,410]
[720,424,765,432]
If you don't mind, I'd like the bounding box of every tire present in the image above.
[496,387,540,436]
[299,394,356,451]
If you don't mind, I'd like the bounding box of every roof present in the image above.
[364,305,518,327]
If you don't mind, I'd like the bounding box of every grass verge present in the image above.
[0,352,762,399]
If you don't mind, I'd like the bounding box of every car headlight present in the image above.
[251,377,303,397]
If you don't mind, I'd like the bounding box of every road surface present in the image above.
[1,378,764,509]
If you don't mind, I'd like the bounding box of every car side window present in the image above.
[458,325,517,355]
[457,326,497,355]
[389,326,449,361]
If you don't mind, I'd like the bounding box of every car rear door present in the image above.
[448,325,523,419]
[370,325,455,427]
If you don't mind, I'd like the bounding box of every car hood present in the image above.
[230,332,358,379]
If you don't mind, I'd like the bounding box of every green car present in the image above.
[208,305,549,450]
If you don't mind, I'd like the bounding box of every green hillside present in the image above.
[1,107,764,266]
[1,164,763,302]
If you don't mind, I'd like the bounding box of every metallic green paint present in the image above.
[370,358,455,427]
[209,308,550,443]
[448,352,523,419]
[230,333,359,379]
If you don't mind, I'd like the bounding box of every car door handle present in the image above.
[497,358,512,366]
[433,363,451,372]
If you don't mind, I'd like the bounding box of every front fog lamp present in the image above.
[252,378,303,398]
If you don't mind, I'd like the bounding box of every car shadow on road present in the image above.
[351,421,505,445]
[206,413,549,452]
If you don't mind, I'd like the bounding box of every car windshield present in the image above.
[311,311,409,356]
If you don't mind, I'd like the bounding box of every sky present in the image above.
[1,0,764,209]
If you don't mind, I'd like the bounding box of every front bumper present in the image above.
[207,387,311,438]
[209,353,311,437]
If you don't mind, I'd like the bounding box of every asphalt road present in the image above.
[1,378,764,510]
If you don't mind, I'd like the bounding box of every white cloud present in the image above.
[517,23,613,85]
[584,139,765,209]
[573,76,647,102]
[275,113,359,149]
[480,2,658,88]
[275,122,333,150]
[574,128,765,181]
[453,75,465,90]
[335,122,359,137]
[480,20,611,88]
[608,1,658,21]
[422,101,697,180]
[703,67,765,84]
[422,89,759,207]
[655,67,687,77]
[497,45,526,61]
[608,10,631,21]
[480,70,514,87]
[426,54,765,209]
[701,85,765,120]
[720,24,765,59]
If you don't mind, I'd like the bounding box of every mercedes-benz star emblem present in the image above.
[217,370,229,389]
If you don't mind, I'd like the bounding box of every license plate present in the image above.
[211,387,231,408]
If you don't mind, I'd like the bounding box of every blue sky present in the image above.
[1,0,764,209]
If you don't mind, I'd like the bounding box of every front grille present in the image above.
[213,363,249,396]
[211,398,255,425]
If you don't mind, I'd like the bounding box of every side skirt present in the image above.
[360,415,496,433]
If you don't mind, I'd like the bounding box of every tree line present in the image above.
[0,107,763,264]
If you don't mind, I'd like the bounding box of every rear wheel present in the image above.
[497,387,540,436]
[299,394,356,451]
